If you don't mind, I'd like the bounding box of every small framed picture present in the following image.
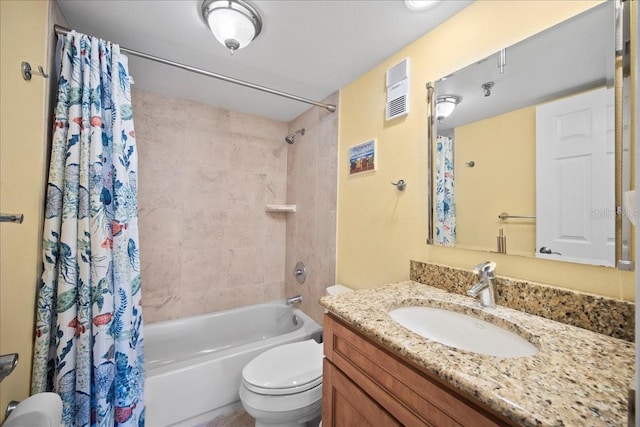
[349,139,376,175]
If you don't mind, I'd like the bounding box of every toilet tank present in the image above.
[326,285,352,296]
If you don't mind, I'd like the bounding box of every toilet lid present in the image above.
[242,339,323,395]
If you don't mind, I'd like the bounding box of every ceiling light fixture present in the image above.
[435,95,459,122]
[202,0,263,55]
[404,0,441,11]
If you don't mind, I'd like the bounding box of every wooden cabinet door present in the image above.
[322,359,402,427]
[323,314,512,427]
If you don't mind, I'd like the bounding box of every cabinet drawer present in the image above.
[323,313,512,427]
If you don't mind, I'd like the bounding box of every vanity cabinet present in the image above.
[322,313,514,427]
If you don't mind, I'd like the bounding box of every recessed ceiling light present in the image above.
[404,0,440,11]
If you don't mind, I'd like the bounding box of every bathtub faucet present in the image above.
[285,295,303,305]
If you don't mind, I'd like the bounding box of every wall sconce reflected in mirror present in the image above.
[435,95,460,122]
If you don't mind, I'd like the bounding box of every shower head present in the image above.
[285,128,305,144]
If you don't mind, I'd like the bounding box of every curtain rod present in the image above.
[53,25,336,114]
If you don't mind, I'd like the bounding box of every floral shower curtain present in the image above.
[32,31,144,427]
[436,135,456,245]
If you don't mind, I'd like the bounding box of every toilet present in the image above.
[239,339,323,427]
[239,285,352,427]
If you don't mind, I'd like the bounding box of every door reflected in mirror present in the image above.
[430,1,633,268]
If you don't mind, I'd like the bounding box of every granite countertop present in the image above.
[319,281,635,426]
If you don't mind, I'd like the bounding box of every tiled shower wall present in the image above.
[134,89,289,323]
[285,92,339,324]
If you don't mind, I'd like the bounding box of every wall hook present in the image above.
[0,213,24,223]
[21,61,49,81]
[391,179,406,191]
[466,161,475,167]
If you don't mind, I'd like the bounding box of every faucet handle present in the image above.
[473,261,496,277]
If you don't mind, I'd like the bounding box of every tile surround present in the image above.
[134,89,288,322]
[410,260,635,341]
[135,88,337,324]
[285,92,339,325]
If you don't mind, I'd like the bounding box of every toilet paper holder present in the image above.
[0,353,18,383]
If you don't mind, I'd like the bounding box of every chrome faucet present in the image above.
[467,261,497,308]
[0,353,18,383]
[285,295,303,305]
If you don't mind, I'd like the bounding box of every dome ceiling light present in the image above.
[404,0,441,11]
[435,95,460,122]
[202,0,263,55]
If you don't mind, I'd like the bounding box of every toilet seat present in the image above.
[242,339,323,396]
[242,375,322,396]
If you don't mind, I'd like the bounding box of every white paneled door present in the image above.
[536,87,615,266]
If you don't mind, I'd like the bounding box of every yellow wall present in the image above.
[0,0,51,416]
[454,106,536,256]
[337,0,635,300]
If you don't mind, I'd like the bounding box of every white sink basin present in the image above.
[388,306,538,358]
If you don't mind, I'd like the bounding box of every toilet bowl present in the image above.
[239,286,353,427]
[239,339,323,427]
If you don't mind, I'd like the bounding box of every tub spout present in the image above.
[286,295,303,305]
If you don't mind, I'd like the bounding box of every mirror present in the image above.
[428,1,634,269]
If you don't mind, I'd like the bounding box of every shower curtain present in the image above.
[436,135,456,245]
[32,31,144,427]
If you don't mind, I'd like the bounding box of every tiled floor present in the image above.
[206,408,254,427]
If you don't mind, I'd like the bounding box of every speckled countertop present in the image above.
[319,281,635,426]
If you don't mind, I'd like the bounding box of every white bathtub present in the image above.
[144,301,323,426]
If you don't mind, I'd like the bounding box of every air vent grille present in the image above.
[385,58,409,121]
[386,95,407,120]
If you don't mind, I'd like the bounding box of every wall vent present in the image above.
[386,58,410,120]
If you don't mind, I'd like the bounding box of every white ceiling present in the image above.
[56,0,472,123]
[436,2,613,131]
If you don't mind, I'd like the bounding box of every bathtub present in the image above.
[144,301,323,426]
